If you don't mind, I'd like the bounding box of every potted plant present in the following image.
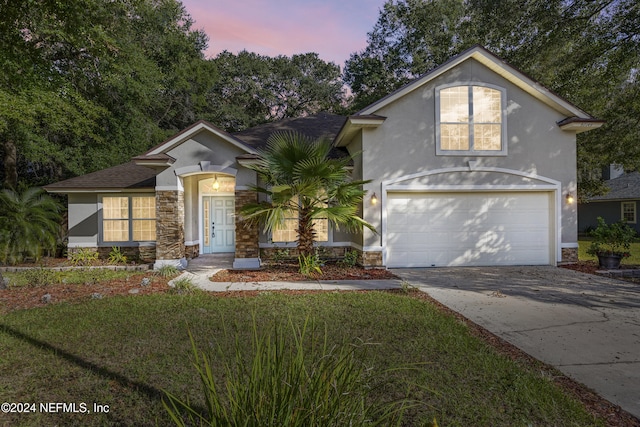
[586,217,636,269]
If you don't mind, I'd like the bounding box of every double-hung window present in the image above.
[622,201,636,224]
[271,198,329,243]
[102,195,156,243]
[436,84,506,155]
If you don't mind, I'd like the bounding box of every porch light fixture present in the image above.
[370,192,378,205]
[212,175,220,191]
[566,193,575,204]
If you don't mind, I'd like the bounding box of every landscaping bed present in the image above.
[210,261,398,282]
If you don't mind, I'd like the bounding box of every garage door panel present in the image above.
[386,192,551,267]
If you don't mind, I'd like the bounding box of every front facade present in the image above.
[45,46,602,268]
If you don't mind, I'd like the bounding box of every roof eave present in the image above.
[558,118,605,133]
[358,45,595,119]
[334,115,387,147]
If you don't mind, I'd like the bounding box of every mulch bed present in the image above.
[210,262,398,282]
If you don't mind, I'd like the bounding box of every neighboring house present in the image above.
[579,167,640,234]
[45,45,603,269]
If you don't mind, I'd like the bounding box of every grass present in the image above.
[0,291,603,426]
[578,238,640,264]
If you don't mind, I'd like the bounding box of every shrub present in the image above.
[298,253,322,277]
[0,187,62,265]
[21,268,60,287]
[108,247,127,265]
[155,265,180,278]
[70,248,99,266]
[163,318,410,426]
[170,276,198,294]
[340,249,359,267]
[587,217,636,257]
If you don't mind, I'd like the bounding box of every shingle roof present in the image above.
[44,113,349,192]
[590,172,640,201]
[233,113,347,149]
[44,161,157,192]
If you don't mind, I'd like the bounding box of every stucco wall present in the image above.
[68,193,98,247]
[356,58,578,251]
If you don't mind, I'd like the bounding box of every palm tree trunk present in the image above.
[297,209,315,257]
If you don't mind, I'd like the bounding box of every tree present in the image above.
[238,132,375,258]
[0,0,214,188]
[0,187,62,265]
[343,0,640,198]
[207,52,346,132]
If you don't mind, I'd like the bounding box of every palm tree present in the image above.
[0,187,62,265]
[239,131,376,258]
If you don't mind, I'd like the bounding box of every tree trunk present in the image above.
[3,139,18,189]
[297,210,315,257]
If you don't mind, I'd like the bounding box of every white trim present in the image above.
[360,46,592,119]
[621,201,637,224]
[380,167,562,266]
[67,243,100,248]
[155,186,180,191]
[147,122,257,156]
[185,240,200,246]
[174,162,238,178]
[561,242,579,249]
[435,83,508,156]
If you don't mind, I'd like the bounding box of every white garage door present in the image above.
[386,192,551,267]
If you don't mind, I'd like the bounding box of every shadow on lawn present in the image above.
[0,323,205,423]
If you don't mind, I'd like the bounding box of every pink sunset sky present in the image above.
[180,0,387,67]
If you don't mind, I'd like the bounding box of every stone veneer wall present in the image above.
[261,246,349,261]
[235,190,260,259]
[156,190,185,261]
[185,244,200,260]
[361,251,383,268]
[561,247,578,264]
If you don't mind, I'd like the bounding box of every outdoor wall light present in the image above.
[212,175,220,191]
[370,192,378,205]
[566,193,575,204]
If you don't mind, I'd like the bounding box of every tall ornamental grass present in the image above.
[163,317,411,426]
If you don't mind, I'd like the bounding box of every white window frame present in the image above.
[621,201,636,224]
[99,194,157,245]
[435,83,507,156]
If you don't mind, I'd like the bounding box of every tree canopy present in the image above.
[344,0,640,198]
[0,0,346,189]
[206,51,346,132]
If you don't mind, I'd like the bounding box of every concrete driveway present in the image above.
[392,266,640,419]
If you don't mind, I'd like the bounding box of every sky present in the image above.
[180,0,387,67]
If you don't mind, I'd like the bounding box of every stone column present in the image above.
[233,190,260,269]
[155,190,186,269]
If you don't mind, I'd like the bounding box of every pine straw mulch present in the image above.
[0,260,639,425]
[210,262,399,282]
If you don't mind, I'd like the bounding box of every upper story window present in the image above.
[436,84,506,156]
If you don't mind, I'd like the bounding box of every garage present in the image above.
[385,191,552,267]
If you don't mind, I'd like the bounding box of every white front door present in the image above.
[203,196,235,253]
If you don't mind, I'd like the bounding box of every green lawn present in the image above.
[578,238,640,264]
[0,290,604,426]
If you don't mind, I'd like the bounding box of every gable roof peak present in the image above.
[357,45,595,121]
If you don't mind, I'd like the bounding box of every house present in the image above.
[44,45,603,269]
[579,166,640,234]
